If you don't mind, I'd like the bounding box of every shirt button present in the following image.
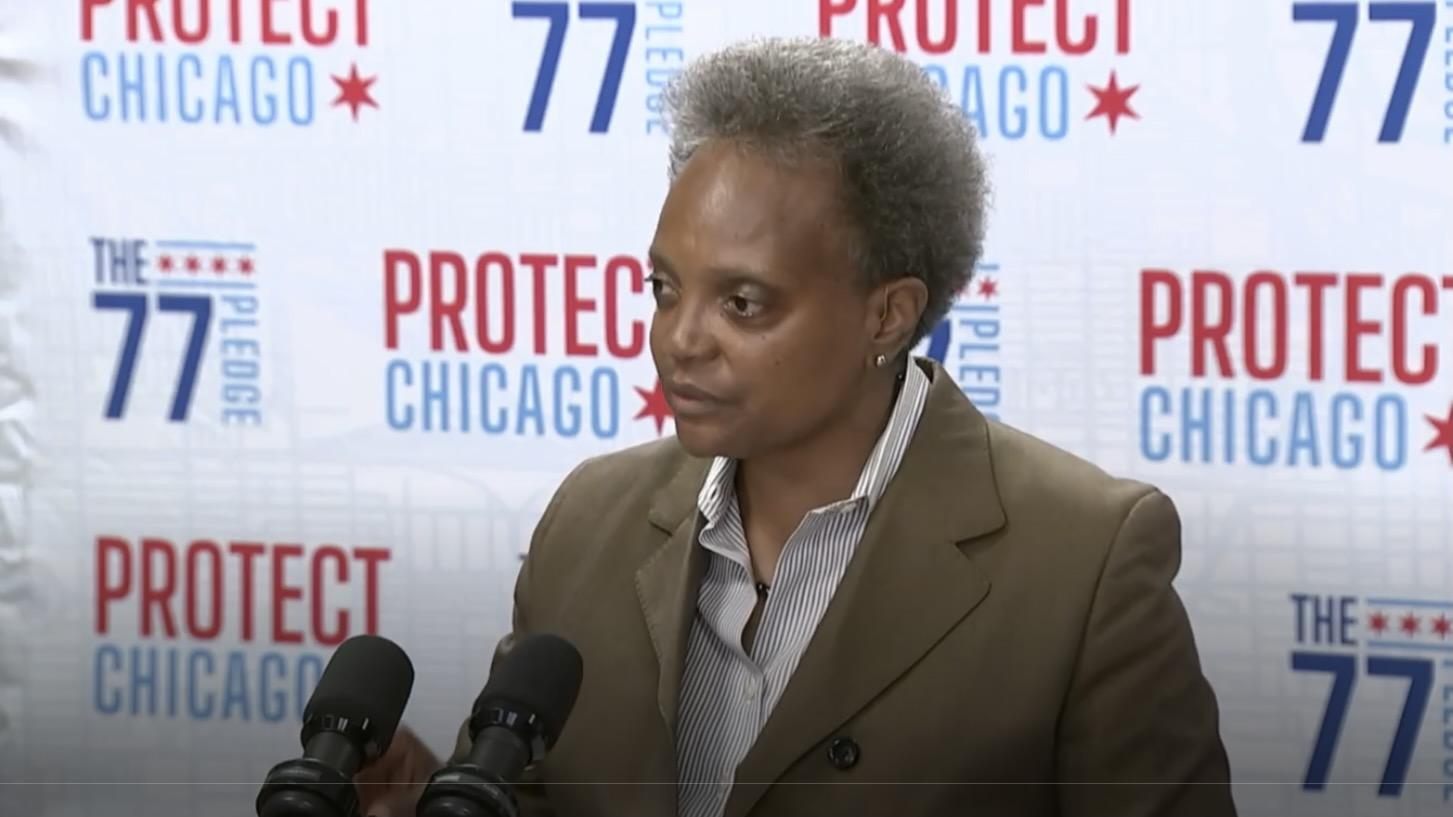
[827,736,860,770]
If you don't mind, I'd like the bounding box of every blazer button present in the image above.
[827,736,860,770]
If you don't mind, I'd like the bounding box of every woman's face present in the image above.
[647,141,882,460]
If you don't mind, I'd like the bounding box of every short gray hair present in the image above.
[662,37,989,346]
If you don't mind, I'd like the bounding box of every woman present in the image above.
[359,37,1235,817]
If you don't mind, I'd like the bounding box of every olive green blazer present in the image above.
[453,359,1236,817]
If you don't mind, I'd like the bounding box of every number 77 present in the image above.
[1293,2,1435,143]
[1290,651,1433,796]
[93,292,211,421]
[513,2,637,133]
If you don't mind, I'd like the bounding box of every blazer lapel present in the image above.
[634,455,710,808]
[725,361,1007,817]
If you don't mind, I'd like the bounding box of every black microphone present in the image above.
[417,633,584,817]
[256,634,415,817]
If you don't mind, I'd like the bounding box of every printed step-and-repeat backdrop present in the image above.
[0,1,1451,815]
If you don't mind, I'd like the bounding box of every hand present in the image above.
[355,723,442,817]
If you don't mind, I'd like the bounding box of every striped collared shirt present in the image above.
[675,361,931,817]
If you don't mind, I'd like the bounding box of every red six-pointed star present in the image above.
[1399,613,1420,636]
[1368,611,1389,634]
[634,380,673,435]
[1431,614,1451,639]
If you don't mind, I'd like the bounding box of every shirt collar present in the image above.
[695,359,931,526]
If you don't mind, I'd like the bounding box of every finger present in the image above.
[367,795,398,817]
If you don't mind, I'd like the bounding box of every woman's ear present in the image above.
[871,276,929,358]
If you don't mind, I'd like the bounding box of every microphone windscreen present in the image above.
[303,634,415,753]
[475,633,583,749]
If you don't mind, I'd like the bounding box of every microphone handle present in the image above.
[468,726,529,783]
[256,756,360,817]
[416,727,530,817]
[305,730,363,777]
[256,728,365,817]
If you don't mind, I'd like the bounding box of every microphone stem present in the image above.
[307,731,364,777]
[471,726,530,782]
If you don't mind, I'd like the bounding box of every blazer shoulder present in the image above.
[530,436,701,558]
[982,417,1164,529]
[519,437,701,618]
[558,435,697,505]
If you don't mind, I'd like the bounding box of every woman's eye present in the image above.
[727,296,762,318]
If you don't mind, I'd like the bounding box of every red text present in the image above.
[1140,269,1453,385]
[95,536,388,646]
[81,0,370,46]
[384,249,648,359]
[818,0,1131,55]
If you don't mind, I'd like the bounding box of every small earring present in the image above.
[873,354,887,368]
